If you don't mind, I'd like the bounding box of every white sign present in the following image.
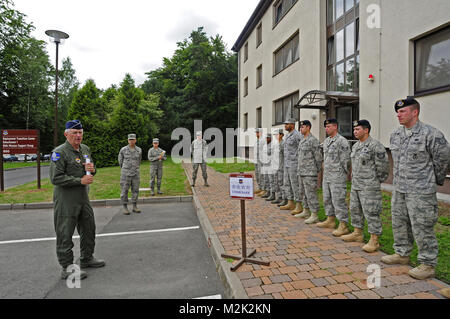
[229,174,254,200]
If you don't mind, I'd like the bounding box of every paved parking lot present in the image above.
[0,201,224,299]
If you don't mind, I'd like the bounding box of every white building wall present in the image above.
[359,0,450,146]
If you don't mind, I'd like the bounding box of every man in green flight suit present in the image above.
[50,120,105,280]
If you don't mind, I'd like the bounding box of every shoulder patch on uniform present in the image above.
[377,152,386,159]
[51,152,61,162]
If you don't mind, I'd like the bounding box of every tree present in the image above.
[141,27,238,149]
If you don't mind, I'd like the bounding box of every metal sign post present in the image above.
[221,172,270,272]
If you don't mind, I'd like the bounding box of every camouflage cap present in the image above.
[152,138,159,143]
[128,134,136,140]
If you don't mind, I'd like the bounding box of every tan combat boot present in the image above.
[341,227,364,242]
[305,212,319,224]
[296,207,310,218]
[408,264,435,280]
[257,190,267,197]
[332,222,350,237]
[280,200,296,211]
[362,234,380,252]
[290,202,303,216]
[316,216,336,228]
[381,253,410,265]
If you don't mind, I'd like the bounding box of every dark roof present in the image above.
[231,0,272,52]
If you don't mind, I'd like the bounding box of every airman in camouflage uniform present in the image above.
[190,131,209,187]
[341,120,389,253]
[381,97,450,280]
[317,118,351,237]
[296,120,323,224]
[271,129,286,205]
[118,134,143,215]
[280,118,303,215]
[148,138,167,195]
[254,129,265,195]
[50,120,105,280]
[261,134,274,200]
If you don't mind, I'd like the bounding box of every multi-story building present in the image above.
[233,0,450,193]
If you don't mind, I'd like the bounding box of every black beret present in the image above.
[394,96,420,113]
[353,119,371,130]
[300,120,312,127]
[65,120,82,130]
[324,118,338,127]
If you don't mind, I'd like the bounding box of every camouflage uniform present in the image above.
[260,138,272,192]
[277,138,286,199]
[297,133,323,213]
[191,138,208,182]
[390,120,450,266]
[148,147,167,191]
[322,133,351,222]
[253,136,263,189]
[283,129,302,202]
[118,145,142,206]
[271,138,285,199]
[350,136,389,235]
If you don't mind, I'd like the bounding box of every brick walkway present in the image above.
[183,164,449,299]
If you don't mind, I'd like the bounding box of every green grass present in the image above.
[0,157,190,204]
[207,157,255,173]
[3,162,50,170]
[207,164,450,283]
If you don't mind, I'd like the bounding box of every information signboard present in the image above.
[229,173,254,200]
[2,129,38,154]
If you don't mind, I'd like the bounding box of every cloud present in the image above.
[166,11,219,43]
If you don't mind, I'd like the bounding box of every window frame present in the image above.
[273,91,300,125]
[273,0,298,28]
[244,42,248,62]
[414,25,450,97]
[256,23,262,48]
[243,77,249,97]
[256,64,263,88]
[273,31,300,76]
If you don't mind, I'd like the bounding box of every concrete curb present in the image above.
[183,166,248,299]
[0,196,193,211]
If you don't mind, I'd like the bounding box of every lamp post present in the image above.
[45,29,69,148]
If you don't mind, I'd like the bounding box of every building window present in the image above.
[244,77,248,97]
[244,42,248,62]
[273,0,298,26]
[273,91,300,125]
[256,65,263,88]
[327,0,359,92]
[274,32,299,75]
[256,23,262,48]
[256,107,262,128]
[415,25,450,95]
[243,113,248,131]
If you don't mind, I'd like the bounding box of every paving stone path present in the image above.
[183,164,449,299]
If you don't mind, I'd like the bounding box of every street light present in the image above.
[45,29,69,148]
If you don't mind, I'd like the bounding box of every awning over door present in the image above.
[294,90,359,110]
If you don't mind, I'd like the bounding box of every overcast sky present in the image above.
[13,0,260,90]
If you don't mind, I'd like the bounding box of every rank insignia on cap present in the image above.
[353,121,358,127]
[396,100,404,107]
[51,152,61,162]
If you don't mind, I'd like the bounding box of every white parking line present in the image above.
[194,294,222,299]
[0,226,200,245]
